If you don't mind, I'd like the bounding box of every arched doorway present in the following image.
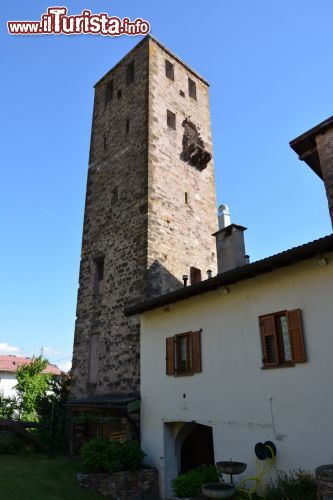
[180,423,215,474]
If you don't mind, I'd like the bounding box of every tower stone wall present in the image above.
[70,36,217,400]
[147,40,217,296]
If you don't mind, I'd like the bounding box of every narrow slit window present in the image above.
[103,134,107,150]
[111,187,119,205]
[117,89,122,99]
[188,78,197,100]
[105,80,113,103]
[165,60,174,81]
[167,110,176,130]
[126,61,135,86]
[125,118,130,135]
[88,334,100,384]
[185,192,189,204]
[94,257,105,296]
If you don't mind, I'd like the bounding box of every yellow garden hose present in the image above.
[237,445,276,499]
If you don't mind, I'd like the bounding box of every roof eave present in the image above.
[125,234,333,315]
[289,116,333,179]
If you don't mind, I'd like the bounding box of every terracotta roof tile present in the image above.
[0,355,62,375]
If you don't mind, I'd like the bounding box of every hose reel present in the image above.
[254,440,277,461]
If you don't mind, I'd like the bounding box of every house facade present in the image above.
[0,355,61,399]
[125,117,333,498]
[127,238,332,497]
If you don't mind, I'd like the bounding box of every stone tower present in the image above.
[70,35,217,404]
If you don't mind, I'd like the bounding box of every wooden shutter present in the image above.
[166,337,175,375]
[260,315,279,366]
[191,330,202,373]
[287,309,306,363]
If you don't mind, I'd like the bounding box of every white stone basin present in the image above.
[201,483,235,498]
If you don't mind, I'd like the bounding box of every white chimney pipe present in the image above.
[218,204,231,230]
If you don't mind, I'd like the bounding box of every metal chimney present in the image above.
[218,204,231,230]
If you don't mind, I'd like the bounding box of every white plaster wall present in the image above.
[0,373,17,398]
[140,253,333,498]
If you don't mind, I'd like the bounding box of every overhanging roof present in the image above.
[67,393,140,408]
[289,116,333,179]
[125,234,333,315]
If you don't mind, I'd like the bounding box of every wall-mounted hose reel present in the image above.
[237,441,277,498]
[254,441,277,461]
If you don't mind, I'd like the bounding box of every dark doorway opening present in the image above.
[180,423,215,474]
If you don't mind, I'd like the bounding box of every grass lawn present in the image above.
[0,454,102,500]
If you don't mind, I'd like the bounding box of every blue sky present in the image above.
[1,1,332,370]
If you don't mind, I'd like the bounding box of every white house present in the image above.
[0,355,61,399]
[125,116,333,498]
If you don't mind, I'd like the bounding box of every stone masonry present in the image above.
[315,127,333,228]
[70,35,217,400]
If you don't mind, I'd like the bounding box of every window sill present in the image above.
[174,371,194,377]
[261,362,295,370]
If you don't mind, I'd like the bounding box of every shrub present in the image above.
[172,464,220,498]
[81,437,122,472]
[81,438,145,473]
[0,396,18,419]
[0,431,30,454]
[120,441,145,470]
[263,469,317,500]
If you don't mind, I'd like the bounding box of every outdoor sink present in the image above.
[201,483,236,498]
[216,461,247,476]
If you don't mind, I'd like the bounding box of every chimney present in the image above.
[213,206,247,274]
[290,116,333,228]
[218,204,231,229]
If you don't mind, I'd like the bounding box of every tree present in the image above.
[0,395,17,419]
[15,356,50,421]
[36,371,71,451]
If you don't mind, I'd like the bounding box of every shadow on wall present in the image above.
[146,260,183,299]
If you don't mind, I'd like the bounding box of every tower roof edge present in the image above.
[94,34,209,88]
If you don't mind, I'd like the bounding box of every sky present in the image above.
[1,1,332,371]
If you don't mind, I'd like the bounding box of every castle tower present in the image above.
[69,36,217,414]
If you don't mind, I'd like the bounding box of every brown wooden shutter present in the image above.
[191,330,202,373]
[166,337,175,375]
[260,315,279,366]
[287,309,306,363]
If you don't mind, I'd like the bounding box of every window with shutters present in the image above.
[166,330,202,376]
[259,309,306,368]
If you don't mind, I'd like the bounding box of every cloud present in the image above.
[43,346,62,357]
[58,360,72,372]
[0,343,21,354]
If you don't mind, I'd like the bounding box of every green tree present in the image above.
[0,395,18,419]
[15,356,50,421]
[36,371,71,451]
